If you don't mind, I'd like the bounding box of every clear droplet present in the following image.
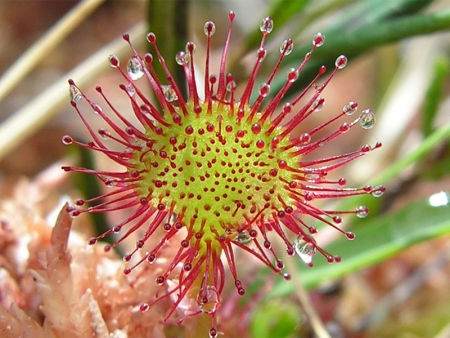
[98,128,109,139]
[185,42,196,54]
[313,32,325,47]
[209,328,218,338]
[257,48,267,62]
[280,39,293,55]
[197,286,220,315]
[127,56,144,80]
[343,101,358,115]
[338,122,350,134]
[204,21,216,36]
[359,109,375,129]
[91,103,102,114]
[355,205,369,218]
[125,83,136,96]
[371,185,385,197]
[146,32,156,43]
[62,135,73,145]
[260,17,273,34]
[299,133,311,144]
[108,54,120,68]
[335,55,348,69]
[162,85,178,102]
[287,68,299,82]
[294,235,316,265]
[226,80,236,92]
[282,102,292,114]
[259,83,270,97]
[312,97,325,112]
[235,231,252,245]
[69,84,83,103]
[305,173,321,182]
[175,51,188,66]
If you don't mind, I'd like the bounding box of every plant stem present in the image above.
[0,0,106,102]
[0,22,147,161]
[283,253,332,338]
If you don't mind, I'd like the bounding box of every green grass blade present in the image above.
[278,9,450,94]
[271,192,450,296]
[147,0,188,99]
[421,57,450,137]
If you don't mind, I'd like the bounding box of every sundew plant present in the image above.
[64,12,383,336]
[1,1,450,338]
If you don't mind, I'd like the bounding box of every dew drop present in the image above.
[299,133,311,144]
[276,259,285,269]
[280,39,293,55]
[62,135,73,145]
[156,276,165,285]
[294,235,316,265]
[91,103,102,114]
[185,42,196,54]
[371,185,385,197]
[313,32,325,47]
[127,56,144,80]
[162,85,178,102]
[209,328,218,338]
[343,101,358,115]
[257,48,267,62]
[140,303,149,312]
[335,55,348,69]
[108,54,120,68]
[69,85,83,103]
[355,205,369,218]
[312,97,325,112]
[260,16,273,34]
[340,123,350,133]
[197,286,220,315]
[287,68,299,82]
[226,80,236,92]
[98,128,109,139]
[282,102,292,114]
[175,51,188,65]
[359,109,375,129]
[259,83,270,97]
[361,144,371,153]
[305,173,321,182]
[144,52,153,64]
[346,232,356,240]
[146,32,156,43]
[204,21,216,36]
[147,254,156,263]
[235,231,252,245]
[125,83,136,96]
